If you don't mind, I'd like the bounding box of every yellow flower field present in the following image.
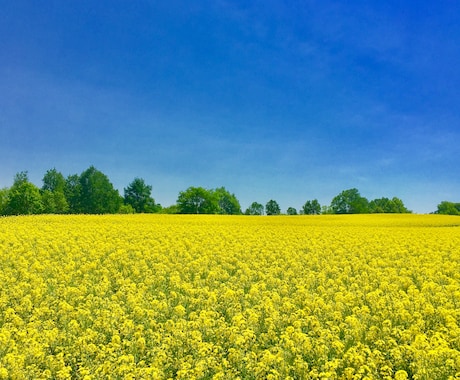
[1,214,460,379]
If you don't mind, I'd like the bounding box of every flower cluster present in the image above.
[0,214,460,379]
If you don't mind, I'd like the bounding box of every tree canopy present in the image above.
[245,202,264,215]
[41,168,69,214]
[78,166,122,214]
[303,199,321,215]
[124,178,158,213]
[177,187,218,214]
[286,207,297,215]
[176,186,241,214]
[437,201,460,215]
[213,187,242,215]
[330,188,369,214]
[368,197,411,213]
[3,172,43,215]
[265,200,281,215]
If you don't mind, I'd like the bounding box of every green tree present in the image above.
[5,171,43,215]
[78,166,122,214]
[389,197,411,213]
[41,190,68,214]
[302,199,321,215]
[41,169,69,213]
[368,197,411,213]
[330,188,369,214]
[160,204,179,214]
[287,207,297,215]
[13,171,28,186]
[0,187,10,215]
[213,187,242,215]
[321,205,333,214]
[177,186,218,214]
[437,201,460,215]
[245,202,264,215]
[124,177,158,213]
[265,199,281,215]
[368,197,389,213]
[65,174,81,213]
[42,168,66,192]
[118,204,135,214]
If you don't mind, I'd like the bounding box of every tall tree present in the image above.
[124,177,158,213]
[41,169,69,213]
[177,186,218,214]
[13,171,28,186]
[330,188,369,214]
[265,199,281,215]
[65,174,81,213]
[42,168,66,192]
[390,197,410,213]
[78,166,122,214]
[302,199,321,215]
[213,187,242,215]
[4,171,43,215]
[245,202,264,215]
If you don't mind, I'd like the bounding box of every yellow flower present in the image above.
[394,370,408,380]
[0,214,459,378]
[0,368,8,380]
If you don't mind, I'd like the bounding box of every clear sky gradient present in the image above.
[1,1,459,213]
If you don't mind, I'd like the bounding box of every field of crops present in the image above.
[1,214,460,379]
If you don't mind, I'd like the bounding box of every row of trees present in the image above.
[0,166,455,216]
[0,167,159,216]
[243,189,411,216]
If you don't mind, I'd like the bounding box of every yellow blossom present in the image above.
[0,214,459,378]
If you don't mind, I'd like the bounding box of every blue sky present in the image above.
[1,0,459,213]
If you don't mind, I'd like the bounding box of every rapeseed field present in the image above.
[1,214,460,379]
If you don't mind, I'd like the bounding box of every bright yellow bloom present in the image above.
[0,214,459,378]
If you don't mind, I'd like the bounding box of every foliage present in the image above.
[303,199,321,215]
[437,201,460,215]
[213,187,242,215]
[1,214,460,378]
[177,186,218,214]
[118,203,135,214]
[64,174,81,213]
[41,169,69,214]
[160,204,179,214]
[65,167,123,214]
[78,166,122,214]
[42,168,66,193]
[176,186,241,215]
[321,205,333,214]
[286,206,297,215]
[265,199,281,215]
[41,190,69,214]
[124,177,158,213]
[245,202,264,215]
[3,172,43,215]
[13,171,28,186]
[369,197,411,213]
[330,188,369,214]
[0,188,9,215]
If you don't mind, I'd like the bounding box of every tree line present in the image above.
[0,166,456,216]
